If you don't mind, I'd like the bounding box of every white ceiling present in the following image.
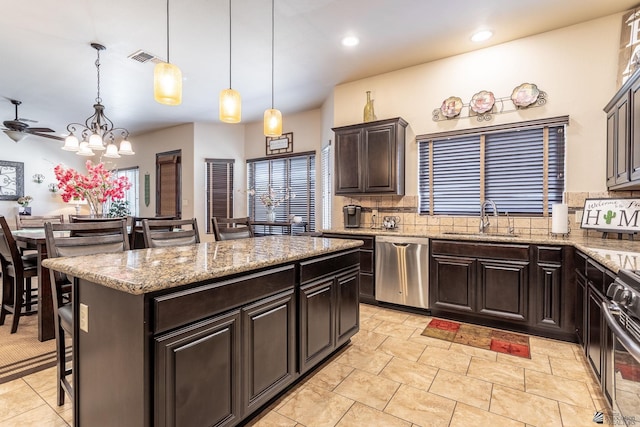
[0,0,637,141]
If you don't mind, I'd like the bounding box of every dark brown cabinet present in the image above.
[299,250,360,374]
[430,240,530,324]
[534,246,565,331]
[323,233,376,304]
[604,68,640,189]
[333,117,407,195]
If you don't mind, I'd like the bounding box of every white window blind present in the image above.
[418,117,567,216]
[247,152,316,233]
[321,145,332,229]
[205,159,234,233]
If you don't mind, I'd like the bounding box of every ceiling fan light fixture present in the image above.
[62,134,80,151]
[3,130,28,143]
[118,139,135,155]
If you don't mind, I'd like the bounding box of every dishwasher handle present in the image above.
[392,243,410,248]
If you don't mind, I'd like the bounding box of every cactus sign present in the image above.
[580,198,640,233]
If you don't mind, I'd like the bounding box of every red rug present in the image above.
[421,318,531,359]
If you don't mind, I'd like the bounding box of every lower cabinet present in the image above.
[587,286,603,378]
[299,250,360,374]
[323,233,376,304]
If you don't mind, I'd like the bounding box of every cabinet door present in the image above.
[363,123,396,193]
[154,311,241,427]
[607,109,617,187]
[242,290,296,414]
[535,262,562,329]
[616,96,630,185]
[575,272,586,347]
[587,286,603,378]
[335,128,363,194]
[631,79,640,181]
[299,278,335,373]
[477,259,529,322]
[430,254,475,313]
[336,268,360,347]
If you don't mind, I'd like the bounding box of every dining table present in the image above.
[12,228,57,341]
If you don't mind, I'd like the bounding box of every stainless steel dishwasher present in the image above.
[375,235,429,309]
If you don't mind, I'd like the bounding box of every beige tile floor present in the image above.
[0,304,608,426]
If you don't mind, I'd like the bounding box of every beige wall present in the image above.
[332,13,623,196]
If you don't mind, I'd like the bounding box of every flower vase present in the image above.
[363,90,377,122]
[266,207,276,222]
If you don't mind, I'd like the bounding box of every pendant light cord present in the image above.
[271,0,274,109]
[166,0,170,64]
[229,0,232,89]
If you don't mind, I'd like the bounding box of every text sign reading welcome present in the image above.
[581,198,640,233]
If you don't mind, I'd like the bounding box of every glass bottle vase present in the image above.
[266,206,276,222]
[363,90,377,122]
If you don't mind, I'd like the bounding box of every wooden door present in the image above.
[334,128,363,194]
[299,278,335,373]
[430,254,476,313]
[335,268,360,347]
[363,123,395,193]
[478,259,529,322]
[156,151,182,218]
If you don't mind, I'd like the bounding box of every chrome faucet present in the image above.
[479,199,498,233]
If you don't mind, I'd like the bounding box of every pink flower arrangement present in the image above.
[54,160,131,216]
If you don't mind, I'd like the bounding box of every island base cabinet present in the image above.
[154,311,242,427]
[242,290,296,415]
[299,278,335,373]
[336,269,360,347]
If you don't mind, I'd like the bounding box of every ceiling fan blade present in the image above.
[27,127,55,133]
[18,117,38,123]
[31,132,64,141]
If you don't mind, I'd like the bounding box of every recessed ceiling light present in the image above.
[342,36,359,47]
[471,30,493,42]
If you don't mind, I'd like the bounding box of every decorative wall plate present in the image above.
[440,96,463,118]
[470,90,495,114]
[511,83,540,108]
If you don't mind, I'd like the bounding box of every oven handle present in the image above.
[601,301,640,363]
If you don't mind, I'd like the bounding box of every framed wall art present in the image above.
[266,132,293,156]
[0,160,24,201]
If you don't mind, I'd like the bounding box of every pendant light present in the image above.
[264,0,282,137]
[154,0,182,106]
[219,0,241,123]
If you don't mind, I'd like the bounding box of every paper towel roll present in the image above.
[552,203,568,234]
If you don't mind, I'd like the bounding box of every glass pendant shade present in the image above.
[104,143,121,158]
[219,89,241,123]
[264,108,282,137]
[88,133,105,150]
[118,139,135,155]
[77,141,95,156]
[62,134,79,151]
[154,62,182,105]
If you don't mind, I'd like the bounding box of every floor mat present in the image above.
[421,318,531,358]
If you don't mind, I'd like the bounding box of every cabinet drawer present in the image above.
[300,250,360,285]
[324,234,374,250]
[431,240,529,260]
[575,251,588,275]
[537,246,562,264]
[153,265,295,334]
[586,258,605,295]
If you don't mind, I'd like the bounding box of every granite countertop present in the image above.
[324,227,640,272]
[42,236,363,296]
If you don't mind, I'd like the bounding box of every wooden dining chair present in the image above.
[212,217,255,241]
[141,218,200,248]
[44,219,130,406]
[0,216,39,333]
[15,214,64,229]
[130,215,175,249]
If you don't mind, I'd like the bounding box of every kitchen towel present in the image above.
[552,203,569,234]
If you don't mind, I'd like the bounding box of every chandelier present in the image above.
[62,43,134,158]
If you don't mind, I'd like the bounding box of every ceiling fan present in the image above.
[2,99,63,142]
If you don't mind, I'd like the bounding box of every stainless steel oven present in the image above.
[603,270,640,426]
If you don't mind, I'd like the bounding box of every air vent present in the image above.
[127,50,164,64]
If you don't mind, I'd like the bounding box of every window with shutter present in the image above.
[418,116,567,216]
[247,152,316,234]
[205,159,234,233]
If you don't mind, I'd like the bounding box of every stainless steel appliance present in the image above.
[603,269,640,426]
[343,205,362,228]
[375,235,429,309]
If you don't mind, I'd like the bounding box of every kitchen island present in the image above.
[43,236,363,427]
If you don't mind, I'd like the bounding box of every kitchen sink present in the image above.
[443,232,519,238]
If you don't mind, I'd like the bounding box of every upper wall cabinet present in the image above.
[332,117,408,195]
[605,69,640,190]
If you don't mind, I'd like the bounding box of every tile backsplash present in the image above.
[332,191,640,239]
